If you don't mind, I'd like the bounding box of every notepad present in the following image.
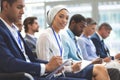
[46,59,72,79]
[73,60,92,73]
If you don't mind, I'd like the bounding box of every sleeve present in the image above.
[61,34,70,60]
[91,38,102,57]
[0,30,46,76]
[78,38,91,60]
[36,33,51,61]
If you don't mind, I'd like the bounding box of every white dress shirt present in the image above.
[36,27,64,61]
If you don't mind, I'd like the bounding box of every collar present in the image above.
[26,33,36,39]
[0,17,18,31]
[81,34,90,39]
[67,28,75,40]
[96,31,103,41]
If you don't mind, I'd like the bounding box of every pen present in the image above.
[49,48,56,56]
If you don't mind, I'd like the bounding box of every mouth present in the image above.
[61,23,67,27]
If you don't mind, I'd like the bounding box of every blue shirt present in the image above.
[61,29,83,61]
[78,34,98,61]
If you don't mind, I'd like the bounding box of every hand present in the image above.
[115,53,120,60]
[71,62,82,73]
[92,58,103,64]
[45,56,63,73]
[103,57,111,62]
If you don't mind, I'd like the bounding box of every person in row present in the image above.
[91,22,120,61]
[78,18,99,61]
[24,16,39,58]
[36,4,116,80]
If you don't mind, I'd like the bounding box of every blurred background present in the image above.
[22,0,120,56]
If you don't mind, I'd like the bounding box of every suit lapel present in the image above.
[0,19,26,60]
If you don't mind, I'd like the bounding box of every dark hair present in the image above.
[23,17,37,33]
[98,22,112,30]
[86,18,97,25]
[69,14,85,27]
[1,0,17,11]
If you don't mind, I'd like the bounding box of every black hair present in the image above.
[1,0,17,11]
[98,22,112,30]
[69,14,86,27]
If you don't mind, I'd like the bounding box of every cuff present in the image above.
[40,64,46,76]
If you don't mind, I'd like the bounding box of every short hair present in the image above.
[86,18,97,25]
[23,17,37,33]
[1,0,17,11]
[69,14,85,27]
[98,22,112,31]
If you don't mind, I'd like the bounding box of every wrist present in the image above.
[45,64,49,73]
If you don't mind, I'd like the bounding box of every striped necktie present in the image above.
[74,37,82,60]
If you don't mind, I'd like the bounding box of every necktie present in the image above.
[17,32,24,53]
[74,37,82,60]
[101,40,110,56]
[12,25,30,62]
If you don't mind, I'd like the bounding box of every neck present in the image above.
[0,14,13,26]
[27,30,35,35]
[83,32,89,37]
[52,26,60,33]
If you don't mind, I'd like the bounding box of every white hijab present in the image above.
[47,5,68,26]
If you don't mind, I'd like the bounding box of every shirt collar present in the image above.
[96,31,103,41]
[67,28,75,39]
[26,33,36,39]
[0,17,18,31]
[81,34,90,39]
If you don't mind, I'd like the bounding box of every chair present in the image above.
[0,72,34,80]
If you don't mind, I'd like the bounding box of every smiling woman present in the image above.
[36,5,69,61]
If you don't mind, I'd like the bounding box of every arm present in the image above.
[0,35,40,76]
[61,34,70,60]
[78,38,93,60]
[36,33,51,61]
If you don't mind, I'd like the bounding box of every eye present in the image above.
[17,6,23,9]
[59,15,64,18]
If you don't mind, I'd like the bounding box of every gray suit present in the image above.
[24,34,37,57]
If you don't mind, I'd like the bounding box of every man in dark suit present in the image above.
[91,22,120,62]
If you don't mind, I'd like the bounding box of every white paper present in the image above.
[73,60,92,73]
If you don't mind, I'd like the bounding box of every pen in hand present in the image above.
[49,48,56,56]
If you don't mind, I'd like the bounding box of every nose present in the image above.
[63,18,68,24]
[20,8,24,14]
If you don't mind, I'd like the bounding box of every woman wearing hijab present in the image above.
[36,5,68,61]
[36,5,110,80]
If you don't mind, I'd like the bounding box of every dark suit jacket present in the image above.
[0,19,48,76]
[91,32,110,58]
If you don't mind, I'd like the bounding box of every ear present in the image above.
[28,24,32,28]
[2,1,10,11]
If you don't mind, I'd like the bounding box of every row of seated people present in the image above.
[0,0,120,80]
[19,4,120,80]
[34,5,120,80]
